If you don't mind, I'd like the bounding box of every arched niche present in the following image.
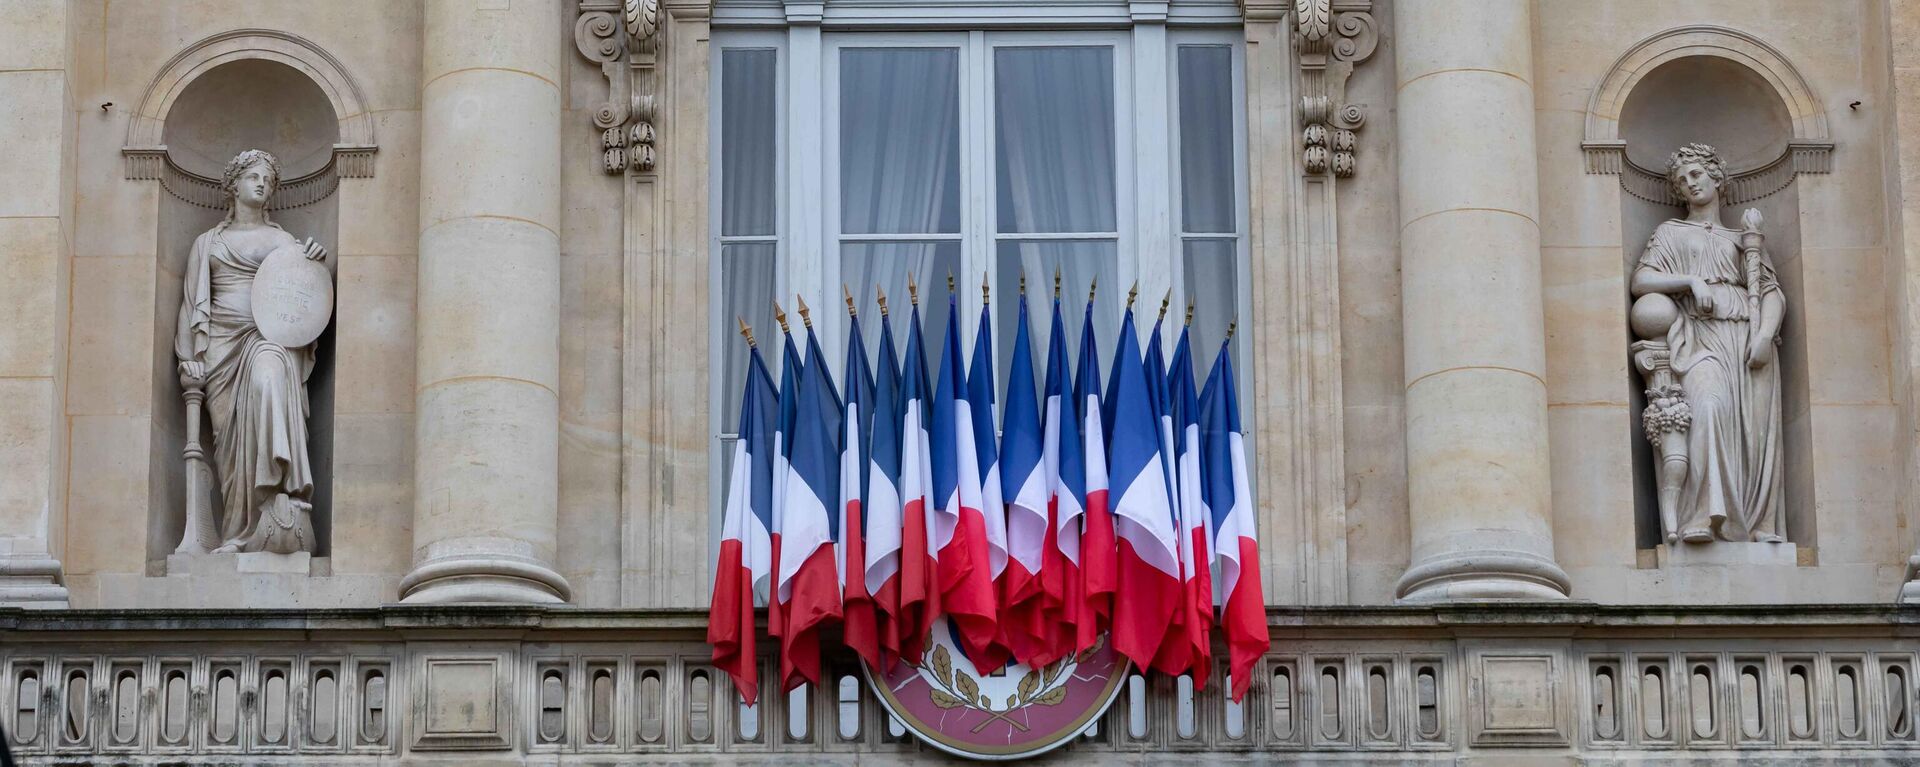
[123,28,376,183]
[1583,25,1831,204]
[1589,27,1824,551]
[130,31,376,569]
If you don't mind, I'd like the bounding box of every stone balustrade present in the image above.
[6,605,1919,763]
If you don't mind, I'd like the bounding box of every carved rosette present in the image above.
[576,0,660,175]
[1295,0,1376,178]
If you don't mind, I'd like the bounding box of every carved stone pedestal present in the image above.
[168,551,323,577]
[1656,541,1798,568]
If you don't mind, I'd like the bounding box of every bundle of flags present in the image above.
[709,275,1267,706]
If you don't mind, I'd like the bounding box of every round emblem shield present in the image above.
[866,620,1126,760]
[251,242,334,348]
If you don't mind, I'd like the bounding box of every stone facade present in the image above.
[8,0,1920,762]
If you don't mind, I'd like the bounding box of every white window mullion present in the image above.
[963,29,993,350]
[1129,22,1172,348]
[786,23,829,353]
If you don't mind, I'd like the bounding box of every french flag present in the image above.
[1040,294,1085,665]
[1143,311,1189,678]
[1106,303,1182,671]
[1202,339,1266,702]
[767,311,804,644]
[838,297,880,670]
[776,309,844,692]
[709,330,778,705]
[1165,322,1214,690]
[1073,294,1115,653]
[895,298,939,665]
[998,291,1053,666]
[966,294,1012,666]
[931,290,1001,670]
[863,299,908,667]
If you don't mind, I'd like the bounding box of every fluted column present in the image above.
[1392,0,1569,602]
[401,0,571,603]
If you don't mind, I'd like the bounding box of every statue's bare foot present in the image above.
[1680,528,1713,543]
[1753,533,1785,543]
[212,543,240,554]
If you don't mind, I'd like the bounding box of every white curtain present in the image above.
[1176,45,1238,380]
[992,46,1118,401]
[720,49,778,433]
[839,47,963,362]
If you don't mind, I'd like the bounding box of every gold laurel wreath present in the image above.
[924,635,1105,734]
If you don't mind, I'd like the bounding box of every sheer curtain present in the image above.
[992,46,1118,404]
[1176,45,1238,381]
[720,48,779,434]
[839,47,962,361]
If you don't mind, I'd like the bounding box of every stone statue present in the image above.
[1629,143,1785,544]
[173,149,333,555]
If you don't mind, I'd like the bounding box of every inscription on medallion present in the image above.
[251,242,335,348]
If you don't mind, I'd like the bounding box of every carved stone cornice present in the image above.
[1293,0,1375,178]
[576,0,660,175]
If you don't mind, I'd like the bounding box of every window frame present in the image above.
[708,20,1250,529]
[817,29,1136,362]
[709,30,790,551]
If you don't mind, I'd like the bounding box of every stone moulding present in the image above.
[1582,25,1832,205]
[577,0,661,175]
[1293,0,1376,178]
[121,28,378,198]
[123,147,356,211]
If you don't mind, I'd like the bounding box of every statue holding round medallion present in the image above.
[1629,143,1786,545]
[173,149,335,555]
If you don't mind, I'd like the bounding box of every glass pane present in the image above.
[995,239,1120,402]
[1178,46,1236,234]
[722,49,778,237]
[841,241,962,365]
[841,48,961,235]
[1182,238,1237,380]
[722,243,778,433]
[995,47,1117,234]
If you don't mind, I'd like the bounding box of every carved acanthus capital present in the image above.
[576,0,661,175]
[1294,0,1375,178]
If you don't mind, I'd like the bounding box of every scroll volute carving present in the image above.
[1295,0,1376,178]
[576,0,660,175]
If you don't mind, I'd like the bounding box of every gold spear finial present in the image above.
[796,294,812,328]
[1019,272,1027,296]
[1158,289,1172,321]
[947,270,955,295]
[1126,281,1139,310]
[1088,275,1098,303]
[1226,320,1237,341]
[1054,267,1062,299]
[877,285,890,317]
[737,316,756,348]
[773,300,789,334]
[908,273,920,306]
[1184,298,1195,327]
[843,284,857,317]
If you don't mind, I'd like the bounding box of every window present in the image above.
[711,18,1248,525]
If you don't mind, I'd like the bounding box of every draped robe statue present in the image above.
[175,149,332,554]
[1629,143,1786,544]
